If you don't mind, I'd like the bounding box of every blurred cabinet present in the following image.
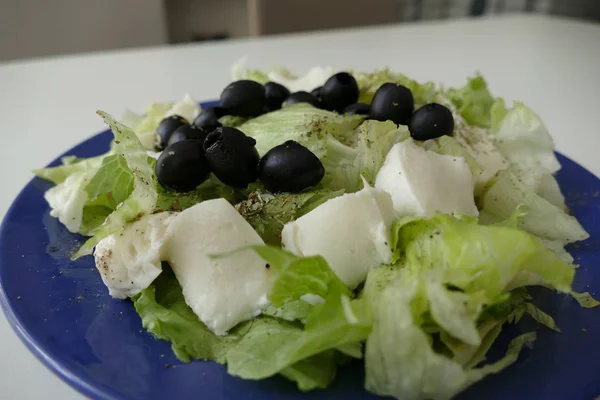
[247,0,400,36]
[0,0,167,62]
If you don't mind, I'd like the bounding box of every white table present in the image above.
[0,14,599,399]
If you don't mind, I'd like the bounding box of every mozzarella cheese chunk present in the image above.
[163,199,270,336]
[45,171,91,233]
[281,185,395,289]
[375,140,478,218]
[94,212,175,299]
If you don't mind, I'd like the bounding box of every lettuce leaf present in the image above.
[250,245,351,308]
[74,111,159,258]
[225,288,371,381]
[237,103,364,155]
[445,74,495,128]
[35,153,107,185]
[571,291,600,308]
[479,170,588,244]
[393,213,575,298]
[85,153,135,209]
[352,68,436,106]
[364,268,538,400]
[123,95,201,149]
[490,100,565,209]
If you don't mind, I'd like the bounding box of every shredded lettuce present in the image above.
[74,111,159,258]
[251,245,351,307]
[393,213,575,297]
[571,292,600,308]
[364,268,538,400]
[122,95,201,149]
[35,153,108,185]
[445,74,495,128]
[490,100,566,209]
[480,170,588,244]
[352,68,436,106]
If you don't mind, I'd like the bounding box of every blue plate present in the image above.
[1,102,599,400]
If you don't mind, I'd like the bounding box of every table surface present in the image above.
[1,14,599,400]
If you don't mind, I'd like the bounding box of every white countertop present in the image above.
[1,14,599,399]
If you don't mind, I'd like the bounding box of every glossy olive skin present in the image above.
[157,115,188,149]
[310,86,322,98]
[193,107,224,133]
[343,102,370,116]
[167,124,208,147]
[220,80,267,117]
[203,127,260,188]
[265,82,290,111]
[320,72,359,112]
[409,103,455,141]
[284,91,320,108]
[258,140,325,193]
[155,140,210,192]
[369,83,414,125]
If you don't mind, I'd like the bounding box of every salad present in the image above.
[34,60,597,400]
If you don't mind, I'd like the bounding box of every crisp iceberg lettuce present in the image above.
[479,170,588,245]
[122,95,201,149]
[364,268,538,400]
[392,213,575,297]
[363,210,574,400]
[445,74,495,128]
[352,69,436,106]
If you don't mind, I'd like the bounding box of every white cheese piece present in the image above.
[45,171,91,233]
[163,199,270,336]
[281,184,395,289]
[375,140,478,218]
[94,212,175,299]
[165,94,201,123]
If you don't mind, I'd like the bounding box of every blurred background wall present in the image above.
[1,0,599,62]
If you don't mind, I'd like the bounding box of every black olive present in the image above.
[220,80,267,117]
[311,86,322,98]
[258,140,325,193]
[369,83,414,125]
[265,82,290,111]
[409,103,455,141]
[155,140,210,192]
[157,115,188,149]
[203,127,260,188]
[167,124,208,147]
[320,72,359,112]
[193,107,224,133]
[343,102,370,116]
[284,91,320,108]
